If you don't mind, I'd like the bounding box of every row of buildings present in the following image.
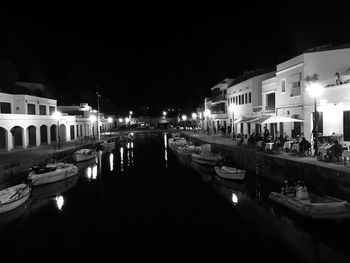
[203,43,350,144]
[0,82,112,151]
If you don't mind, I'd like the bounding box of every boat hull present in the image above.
[28,165,78,186]
[0,184,31,214]
[191,153,223,166]
[214,166,245,180]
[269,192,350,220]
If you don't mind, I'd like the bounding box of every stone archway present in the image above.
[59,124,66,142]
[27,125,36,147]
[40,125,48,144]
[11,126,23,148]
[50,124,57,142]
[0,127,7,150]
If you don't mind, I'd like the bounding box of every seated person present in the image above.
[330,140,343,160]
[299,137,311,155]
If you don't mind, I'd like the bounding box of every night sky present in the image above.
[0,4,349,115]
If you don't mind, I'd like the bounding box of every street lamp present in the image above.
[107,117,113,136]
[90,115,97,139]
[306,82,324,156]
[52,111,62,149]
[229,104,237,138]
[163,111,167,117]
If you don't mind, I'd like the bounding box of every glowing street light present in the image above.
[107,117,113,136]
[306,82,324,156]
[181,115,187,121]
[163,111,167,117]
[191,113,197,119]
[118,118,123,123]
[52,111,62,149]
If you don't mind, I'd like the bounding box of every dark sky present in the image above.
[0,3,350,114]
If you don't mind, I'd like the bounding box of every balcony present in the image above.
[211,94,227,103]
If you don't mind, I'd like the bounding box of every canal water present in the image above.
[1,132,350,262]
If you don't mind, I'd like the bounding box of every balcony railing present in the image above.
[211,94,227,103]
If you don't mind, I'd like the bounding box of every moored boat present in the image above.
[175,145,202,156]
[0,184,31,214]
[191,152,223,166]
[28,162,78,186]
[269,188,350,220]
[72,148,97,162]
[214,166,246,180]
[99,141,115,152]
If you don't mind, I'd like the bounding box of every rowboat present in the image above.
[0,184,31,214]
[191,152,223,166]
[175,145,202,156]
[72,148,97,162]
[168,137,187,149]
[214,166,246,180]
[269,189,350,220]
[99,141,115,152]
[28,162,78,186]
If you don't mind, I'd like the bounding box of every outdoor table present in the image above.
[265,142,274,152]
[291,143,299,152]
[283,141,293,150]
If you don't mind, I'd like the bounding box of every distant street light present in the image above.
[52,111,62,149]
[306,81,324,156]
[163,111,167,117]
[181,115,187,121]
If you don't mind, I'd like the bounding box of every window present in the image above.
[245,93,247,104]
[27,103,36,115]
[249,92,251,103]
[241,94,244,104]
[344,111,350,141]
[236,96,238,105]
[49,106,55,115]
[318,112,323,134]
[239,95,241,105]
[0,102,11,113]
[266,93,275,110]
[39,105,46,115]
[291,81,301,96]
[281,79,286,92]
[233,97,235,104]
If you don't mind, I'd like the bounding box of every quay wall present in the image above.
[183,134,350,201]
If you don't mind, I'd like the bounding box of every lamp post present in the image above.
[129,111,133,130]
[204,109,211,135]
[306,82,323,156]
[53,111,62,150]
[181,114,187,130]
[229,104,236,138]
[90,115,97,140]
[107,117,113,137]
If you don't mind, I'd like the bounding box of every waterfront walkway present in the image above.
[184,132,350,174]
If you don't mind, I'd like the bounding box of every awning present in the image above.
[261,115,304,124]
[236,116,257,124]
[249,116,270,124]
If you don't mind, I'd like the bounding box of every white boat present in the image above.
[0,183,31,214]
[214,166,246,180]
[72,148,97,162]
[269,189,350,220]
[28,162,78,186]
[168,137,187,149]
[175,145,202,156]
[191,152,223,166]
[100,141,115,152]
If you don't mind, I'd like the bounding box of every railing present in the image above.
[211,94,227,103]
[253,106,262,112]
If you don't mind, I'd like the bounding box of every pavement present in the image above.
[184,131,350,173]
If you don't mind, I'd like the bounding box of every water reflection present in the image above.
[86,164,98,181]
[212,176,247,205]
[120,146,124,171]
[55,195,64,211]
[109,153,114,171]
[164,133,168,168]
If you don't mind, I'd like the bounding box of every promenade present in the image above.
[183,131,350,174]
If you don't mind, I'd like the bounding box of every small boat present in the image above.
[191,152,223,166]
[175,145,202,156]
[168,137,187,149]
[0,183,31,214]
[269,186,350,220]
[72,148,97,162]
[28,162,78,186]
[99,140,115,152]
[214,166,246,180]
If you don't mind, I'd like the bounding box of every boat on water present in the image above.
[28,162,78,186]
[168,137,187,149]
[30,175,79,199]
[0,183,31,214]
[175,145,202,156]
[214,166,246,180]
[191,152,223,166]
[99,140,115,152]
[72,148,97,162]
[269,185,350,220]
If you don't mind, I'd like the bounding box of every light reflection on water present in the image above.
[164,133,168,168]
[109,153,114,171]
[55,195,64,211]
[86,164,98,181]
[120,146,124,171]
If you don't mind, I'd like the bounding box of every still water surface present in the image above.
[1,132,350,262]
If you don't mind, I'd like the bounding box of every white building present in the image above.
[226,69,275,135]
[275,44,350,143]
